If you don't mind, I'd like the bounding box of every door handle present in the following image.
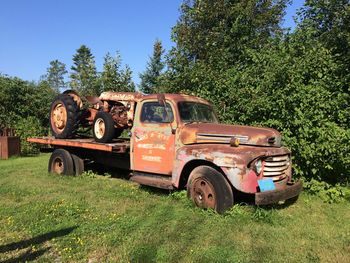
[134,132,140,139]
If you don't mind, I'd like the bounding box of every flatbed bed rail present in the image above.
[27,137,130,153]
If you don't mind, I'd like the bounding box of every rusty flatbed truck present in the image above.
[28,92,302,213]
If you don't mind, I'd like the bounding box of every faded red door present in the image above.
[132,100,175,175]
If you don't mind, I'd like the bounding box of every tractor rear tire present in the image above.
[50,94,80,139]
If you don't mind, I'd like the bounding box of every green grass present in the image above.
[0,154,349,262]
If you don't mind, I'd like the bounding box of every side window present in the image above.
[140,101,174,123]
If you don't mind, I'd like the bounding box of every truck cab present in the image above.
[129,94,302,213]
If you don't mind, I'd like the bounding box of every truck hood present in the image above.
[179,123,281,147]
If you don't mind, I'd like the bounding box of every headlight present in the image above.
[255,159,263,174]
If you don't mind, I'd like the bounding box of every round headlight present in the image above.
[255,160,263,174]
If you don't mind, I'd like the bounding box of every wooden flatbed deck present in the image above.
[27,137,130,153]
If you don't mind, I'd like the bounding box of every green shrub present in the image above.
[304,179,346,203]
[14,117,46,155]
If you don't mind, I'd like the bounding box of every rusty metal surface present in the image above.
[131,97,178,175]
[0,128,16,137]
[190,176,216,209]
[27,137,130,153]
[130,172,174,190]
[172,143,292,193]
[179,123,281,147]
[0,136,21,159]
[255,180,302,205]
[99,91,144,102]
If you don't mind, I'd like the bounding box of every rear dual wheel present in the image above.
[48,149,84,176]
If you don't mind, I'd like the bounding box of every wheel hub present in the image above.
[192,178,216,209]
[52,157,64,174]
[52,103,67,131]
[94,118,105,139]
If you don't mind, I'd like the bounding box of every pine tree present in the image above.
[46,60,67,93]
[101,52,135,92]
[70,45,99,96]
[101,52,122,92]
[139,39,164,94]
[121,65,135,92]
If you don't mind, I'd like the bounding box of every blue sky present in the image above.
[0,0,304,86]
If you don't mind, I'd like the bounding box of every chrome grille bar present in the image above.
[262,154,290,181]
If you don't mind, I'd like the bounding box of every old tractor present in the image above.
[50,90,142,143]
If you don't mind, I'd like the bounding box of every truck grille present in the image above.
[263,155,290,181]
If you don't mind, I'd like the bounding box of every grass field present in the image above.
[0,154,349,262]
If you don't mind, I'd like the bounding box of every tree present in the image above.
[121,65,135,92]
[46,59,67,93]
[297,0,350,90]
[70,45,99,96]
[0,75,55,154]
[162,0,350,184]
[139,39,164,94]
[101,52,135,92]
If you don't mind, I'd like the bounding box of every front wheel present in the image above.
[93,112,115,143]
[187,166,234,214]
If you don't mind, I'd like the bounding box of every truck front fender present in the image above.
[172,144,246,189]
[172,144,291,193]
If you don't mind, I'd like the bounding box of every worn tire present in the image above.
[50,94,80,139]
[48,149,74,175]
[93,112,115,143]
[187,166,234,214]
[71,153,84,176]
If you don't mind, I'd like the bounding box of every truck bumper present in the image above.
[255,180,302,205]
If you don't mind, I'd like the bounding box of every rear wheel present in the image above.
[187,166,234,214]
[71,153,84,176]
[48,149,74,175]
[93,112,115,143]
[50,94,80,138]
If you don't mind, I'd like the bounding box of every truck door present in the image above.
[131,100,176,175]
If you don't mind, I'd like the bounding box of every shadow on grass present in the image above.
[0,226,77,254]
[85,162,130,179]
[139,185,173,196]
[1,247,50,263]
[84,163,300,211]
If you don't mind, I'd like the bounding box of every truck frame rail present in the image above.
[27,137,130,153]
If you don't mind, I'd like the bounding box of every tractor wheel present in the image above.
[187,166,234,214]
[50,94,80,139]
[93,112,115,143]
[48,149,74,175]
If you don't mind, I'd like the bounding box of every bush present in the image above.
[304,179,346,203]
[14,117,46,155]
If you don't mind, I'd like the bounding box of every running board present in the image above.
[130,172,174,190]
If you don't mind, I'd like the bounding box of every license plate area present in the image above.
[258,178,276,192]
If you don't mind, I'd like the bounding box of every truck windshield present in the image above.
[178,102,218,123]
